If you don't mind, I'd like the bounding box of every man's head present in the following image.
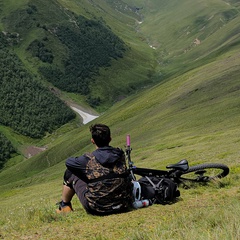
[90,124,111,147]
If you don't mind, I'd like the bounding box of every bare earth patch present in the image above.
[23,146,47,158]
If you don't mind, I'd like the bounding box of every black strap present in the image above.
[145,176,164,190]
[87,172,129,183]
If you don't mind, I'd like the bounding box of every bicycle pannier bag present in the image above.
[138,176,180,204]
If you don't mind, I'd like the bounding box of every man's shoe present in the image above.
[56,201,73,214]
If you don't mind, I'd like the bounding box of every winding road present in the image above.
[70,106,99,124]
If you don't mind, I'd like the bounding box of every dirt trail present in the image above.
[70,105,99,124]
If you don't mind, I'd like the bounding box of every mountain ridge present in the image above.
[0,0,157,166]
[1,0,240,172]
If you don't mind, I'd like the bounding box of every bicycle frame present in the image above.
[125,134,229,184]
[125,135,188,181]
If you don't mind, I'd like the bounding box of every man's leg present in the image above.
[57,169,92,214]
[56,169,75,213]
[61,185,75,203]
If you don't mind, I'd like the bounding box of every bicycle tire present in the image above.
[179,163,229,182]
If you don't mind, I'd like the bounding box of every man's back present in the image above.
[57,124,133,215]
[66,146,132,214]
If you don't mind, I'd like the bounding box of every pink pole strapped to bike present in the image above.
[126,134,130,147]
[126,134,136,180]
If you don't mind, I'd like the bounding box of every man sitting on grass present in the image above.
[57,123,132,215]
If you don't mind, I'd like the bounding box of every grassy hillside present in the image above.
[125,0,240,75]
[0,0,156,109]
[1,0,240,239]
[0,0,156,163]
[1,47,240,239]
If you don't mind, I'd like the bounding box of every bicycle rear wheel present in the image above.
[179,163,229,182]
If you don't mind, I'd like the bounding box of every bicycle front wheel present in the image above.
[179,163,229,182]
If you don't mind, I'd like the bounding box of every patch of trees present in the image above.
[222,9,238,21]
[3,1,127,108]
[27,38,54,63]
[0,32,76,138]
[39,16,126,95]
[26,3,38,15]
[87,96,101,107]
[0,133,17,169]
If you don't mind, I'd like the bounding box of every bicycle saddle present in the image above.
[166,159,189,171]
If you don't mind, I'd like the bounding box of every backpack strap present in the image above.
[145,176,163,190]
[87,172,129,183]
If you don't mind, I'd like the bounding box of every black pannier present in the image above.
[138,176,180,204]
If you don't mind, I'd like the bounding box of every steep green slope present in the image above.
[1,1,240,238]
[0,46,240,239]
[0,32,76,139]
[1,0,240,144]
[1,0,240,184]
[0,0,156,108]
[1,47,239,183]
[0,0,156,159]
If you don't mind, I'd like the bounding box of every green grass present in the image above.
[1,48,240,238]
[0,179,239,239]
[1,0,240,239]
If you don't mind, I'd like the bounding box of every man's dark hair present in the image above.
[90,124,111,147]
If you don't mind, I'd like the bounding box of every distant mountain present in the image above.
[0,0,155,165]
[1,0,240,168]
[1,0,154,108]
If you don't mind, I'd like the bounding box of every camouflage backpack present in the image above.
[84,152,132,214]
